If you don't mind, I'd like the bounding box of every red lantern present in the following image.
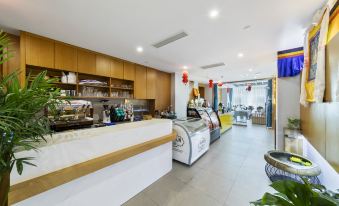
[208,80,213,88]
[217,81,223,87]
[182,71,189,85]
[246,84,252,92]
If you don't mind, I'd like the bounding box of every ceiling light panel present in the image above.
[152,32,188,48]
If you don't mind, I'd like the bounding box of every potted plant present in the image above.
[0,31,61,206]
[251,178,339,206]
[284,117,301,139]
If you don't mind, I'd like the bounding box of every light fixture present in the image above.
[209,9,219,19]
[249,68,253,72]
[237,53,244,58]
[183,65,188,69]
[136,46,143,53]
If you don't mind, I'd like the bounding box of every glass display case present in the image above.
[172,118,210,165]
[187,107,221,143]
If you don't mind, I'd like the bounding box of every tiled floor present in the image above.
[124,124,275,206]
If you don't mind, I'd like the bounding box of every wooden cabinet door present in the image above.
[155,71,171,110]
[146,68,156,99]
[96,54,111,76]
[134,65,147,99]
[123,61,135,81]
[77,49,96,75]
[26,33,54,68]
[55,42,77,72]
[111,59,123,79]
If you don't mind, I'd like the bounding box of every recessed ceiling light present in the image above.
[183,65,188,69]
[209,9,219,19]
[238,53,244,58]
[243,25,251,30]
[136,46,143,53]
[249,68,253,72]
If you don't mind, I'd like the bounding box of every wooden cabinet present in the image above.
[134,65,147,99]
[96,54,111,76]
[77,49,96,75]
[123,61,135,81]
[25,33,54,68]
[146,68,156,99]
[155,71,171,111]
[3,34,20,76]
[55,42,77,72]
[111,59,123,79]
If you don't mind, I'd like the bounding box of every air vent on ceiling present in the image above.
[201,62,225,69]
[152,32,188,48]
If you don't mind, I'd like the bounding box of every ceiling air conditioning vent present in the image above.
[152,32,188,48]
[201,62,225,69]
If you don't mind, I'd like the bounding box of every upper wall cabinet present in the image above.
[146,68,156,99]
[123,61,135,81]
[134,65,147,99]
[111,59,123,79]
[25,33,54,68]
[55,42,77,72]
[96,54,111,77]
[77,49,96,75]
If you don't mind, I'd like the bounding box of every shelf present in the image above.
[61,96,129,100]
[111,86,134,91]
[78,84,109,88]
[53,82,77,86]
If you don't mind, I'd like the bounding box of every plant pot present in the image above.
[0,170,10,206]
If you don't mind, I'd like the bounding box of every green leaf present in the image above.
[16,159,23,175]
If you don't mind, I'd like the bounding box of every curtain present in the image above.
[233,85,267,108]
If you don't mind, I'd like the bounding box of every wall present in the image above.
[171,72,189,118]
[276,76,301,150]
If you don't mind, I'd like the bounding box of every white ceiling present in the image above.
[0,0,324,83]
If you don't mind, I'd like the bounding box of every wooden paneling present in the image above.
[146,68,156,99]
[77,49,96,75]
[134,65,147,99]
[55,42,77,72]
[123,61,135,81]
[111,59,123,79]
[96,54,111,76]
[325,103,339,171]
[300,104,326,156]
[25,33,54,68]
[155,71,171,111]
[9,132,176,205]
[300,34,339,172]
[2,34,20,76]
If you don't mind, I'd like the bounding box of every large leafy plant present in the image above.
[251,179,339,206]
[0,31,61,206]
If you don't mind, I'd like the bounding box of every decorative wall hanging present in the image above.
[208,80,213,88]
[246,84,252,92]
[277,47,304,78]
[182,71,189,85]
[300,3,330,105]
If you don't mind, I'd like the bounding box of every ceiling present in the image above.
[0,0,324,83]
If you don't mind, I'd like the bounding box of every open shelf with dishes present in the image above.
[25,66,135,100]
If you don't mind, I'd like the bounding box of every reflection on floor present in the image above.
[123,124,275,206]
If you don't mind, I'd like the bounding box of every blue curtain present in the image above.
[277,47,304,78]
[213,84,218,112]
[266,79,273,128]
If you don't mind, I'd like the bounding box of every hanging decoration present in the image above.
[246,84,252,92]
[226,88,231,93]
[208,79,213,88]
[217,81,223,87]
[182,71,189,85]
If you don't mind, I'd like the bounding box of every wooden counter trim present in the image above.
[9,131,176,205]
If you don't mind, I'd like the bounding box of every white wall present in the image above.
[276,76,301,150]
[171,72,189,119]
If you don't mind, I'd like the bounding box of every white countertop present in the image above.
[11,119,172,185]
